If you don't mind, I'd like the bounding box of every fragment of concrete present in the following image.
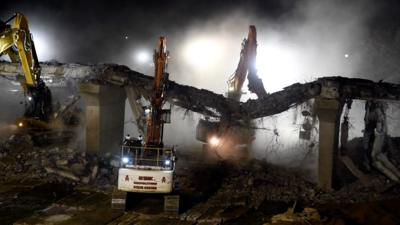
[266,205,321,224]
[339,100,370,185]
[363,100,400,182]
[339,155,371,185]
[44,214,72,223]
[45,167,80,182]
[91,165,98,180]
[70,163,85,175]
[56,159,69,166]
[181,203,210,221]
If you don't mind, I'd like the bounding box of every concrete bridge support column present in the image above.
[315,98,343,191]
[80,83,126,156]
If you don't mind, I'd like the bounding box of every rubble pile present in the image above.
[0,134,118,187]
[179,161,314,223]
[217,161,316,205]
[180,159,400,223]
[217,160,400,205]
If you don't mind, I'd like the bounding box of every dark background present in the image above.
[1,0,399,80]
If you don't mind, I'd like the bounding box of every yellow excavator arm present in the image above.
[0,12,40,90]
[0,12,52,123]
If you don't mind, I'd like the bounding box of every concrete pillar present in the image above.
[80,83,126,156]
[315,98,343,191]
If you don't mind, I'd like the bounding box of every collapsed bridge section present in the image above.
[2,61,400,190]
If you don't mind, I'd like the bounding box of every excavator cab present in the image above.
[120,142,175,169]
[118,144,176,193]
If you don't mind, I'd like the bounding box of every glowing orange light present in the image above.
[209,136,220,146]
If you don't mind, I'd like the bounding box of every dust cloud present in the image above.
[155,0,381,169]
[1,0,399,173]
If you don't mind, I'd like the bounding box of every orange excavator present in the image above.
[145,37,170,148]
[196,25,267,160]
[227,25,267,101]
[116,37,177,211]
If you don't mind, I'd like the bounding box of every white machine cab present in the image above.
[117,144,175,194]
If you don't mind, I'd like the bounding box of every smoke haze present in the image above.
[1,0,400,172]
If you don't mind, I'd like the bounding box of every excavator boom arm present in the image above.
[227,25,267,101]
[0,12,52,122]
[145,37,168,147]
[0,13,40,89]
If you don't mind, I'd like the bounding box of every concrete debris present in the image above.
[44,167,80,182]
[265,205,321,224]
[0,133,118,187]
[226,160,400,205]
[178,156,400,224]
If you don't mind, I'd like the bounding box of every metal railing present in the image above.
[120,145,174,169]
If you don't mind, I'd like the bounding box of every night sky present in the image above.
[0,0,299,62]
[1,0,400,89]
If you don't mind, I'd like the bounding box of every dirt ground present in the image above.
[1,136,400,225]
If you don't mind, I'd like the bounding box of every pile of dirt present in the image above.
[217,160,400,206]
[179,159,400,224]
[0,134,118,187]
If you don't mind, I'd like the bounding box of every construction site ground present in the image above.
[2,142,400,225]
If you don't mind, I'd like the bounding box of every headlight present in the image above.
[209,136,220,146]
[18,122,23,127]
[122,157,129,164]
[27,96,32,101]
[164,159,171,166]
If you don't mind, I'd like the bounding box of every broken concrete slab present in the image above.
[2,62,400,121]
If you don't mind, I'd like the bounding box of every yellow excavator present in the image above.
[0,12,53,130]
[0,12,80,145]
[196,25,267,160]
